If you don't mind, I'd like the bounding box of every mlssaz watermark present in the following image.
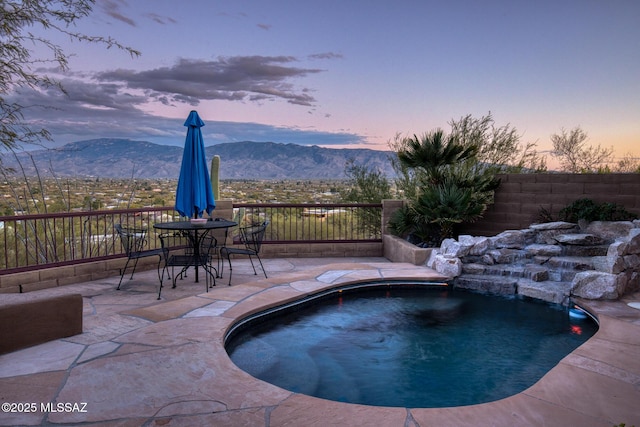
[2,402,88,413]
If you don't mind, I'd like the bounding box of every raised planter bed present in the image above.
[383,234,433,265]
[0,293,83,354]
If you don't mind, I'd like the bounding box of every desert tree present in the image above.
[550,127,613,173]
[0,0,140,171]
[613,152,640,173]
[340,158,393,237]
[1,1,139,265]
[449,113,547,172]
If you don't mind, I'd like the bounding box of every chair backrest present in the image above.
[209,226,229,248]
[159,232,191,253]
[239,221,269,254]
[199,235,218,257]
[115,224,147,255]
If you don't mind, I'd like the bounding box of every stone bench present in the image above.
[0,293,83,354]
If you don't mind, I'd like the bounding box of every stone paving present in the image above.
[0,257,639,426]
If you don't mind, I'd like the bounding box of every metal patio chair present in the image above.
[158,232,218,299]
[220,221,269,286]
[115,224,164,291]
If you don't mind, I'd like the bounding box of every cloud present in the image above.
[9,80,365,149]
[7,52,363,150]
[97,56,323,106]
[98,0,136,26]
[98,0,177,26]
[145,13,177,25]
[309,52,344,60]
[204,122,367,147]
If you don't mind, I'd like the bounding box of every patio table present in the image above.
[154,219,237,284]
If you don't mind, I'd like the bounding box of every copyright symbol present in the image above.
[1,402,10,412]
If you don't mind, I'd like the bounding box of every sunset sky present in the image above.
[14,0,640,163]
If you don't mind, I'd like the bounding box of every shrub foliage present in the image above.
[558,198,638,222]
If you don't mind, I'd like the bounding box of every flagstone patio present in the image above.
[0,257,639,426]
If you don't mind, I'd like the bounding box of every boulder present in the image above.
[487,248,525,264]
[623,254,640,270]
[491,230,530,249]
[536,229,575,245]
[454,275,517,295]
[457,235,476,247]
[585,221,635,241]
[469,236,491,255]
[461,263,487,275]
[591,256,626,274]
[625,228,640,254]
[607,241,629,257]
[517,279,570,305]
[525,244,562,257]
[481,254,495,265]
[571,271,626,300]
[524,264,549,282]
[625,271,640,293]
[529,221,578,231]
[441,238,470,257]
[425,248,440,270]
[554,233,604,246]
[433,254,462,278]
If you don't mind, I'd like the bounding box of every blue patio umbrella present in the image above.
[175,111,216,218]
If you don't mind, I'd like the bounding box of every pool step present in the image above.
[456,252,598,304]
[517,279,572,305]
[561,244,609,257]
[545,256,594,271]
[462,263,549,282]
[454,274,572,305]
[454,274,518,295]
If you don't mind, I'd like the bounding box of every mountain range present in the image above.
[5,139,396,179]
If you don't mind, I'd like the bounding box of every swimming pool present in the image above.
[226,283,597,408]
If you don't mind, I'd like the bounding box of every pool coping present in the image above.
[1,260,639,426]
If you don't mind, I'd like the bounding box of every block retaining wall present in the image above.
[0,242,383,293]
[458,173,640,237]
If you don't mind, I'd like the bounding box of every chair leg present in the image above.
[157,275,164,300]
[117,258,133,290]
[226,252,233,286]
[216,249,223,277]
[157,256,166,300]
[219,251,225,278]
[156,255,164,283]
[171,266,180,288]
[204,262,216,290]
[129,257,140,280]
[247,255,258,275]
[255,255,267,279]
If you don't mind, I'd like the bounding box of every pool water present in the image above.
[226,286,597,408]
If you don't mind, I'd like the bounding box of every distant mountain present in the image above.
[4,139,396,179]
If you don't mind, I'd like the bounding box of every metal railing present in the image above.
[0,207,176,274]
[233,203,382,244]
[0,203,382,274]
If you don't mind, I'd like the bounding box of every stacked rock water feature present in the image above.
[426,220,640,304]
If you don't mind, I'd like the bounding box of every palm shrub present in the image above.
[389,129,499,244]
[414,179,492,240]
